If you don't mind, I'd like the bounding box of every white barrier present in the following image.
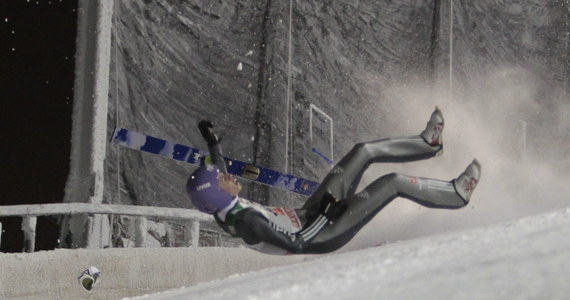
[0,203,211,252]
[0,247,311,300]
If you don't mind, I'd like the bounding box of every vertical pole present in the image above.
[285,0,293,174]
[134,217,148,247]
[309,104,334,163]
[185,220,200,247]
[22,216,37,253]
[164,221,174,247]
[430,0,441,77]
[60,0,114,248]
[0,222,2,249]
[448,0,454,98]
[113,0,122,207]
[563,0,570,96]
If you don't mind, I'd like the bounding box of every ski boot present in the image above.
[421,106,444,149]
[453,159,482,203]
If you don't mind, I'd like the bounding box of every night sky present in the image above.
[1,0,78,252]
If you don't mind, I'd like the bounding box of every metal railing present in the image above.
[0,203,211,252]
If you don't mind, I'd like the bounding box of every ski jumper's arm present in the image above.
[197,120,306,254]
[234,207,305,254]
[198,120,227,173]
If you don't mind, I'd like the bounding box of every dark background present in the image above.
[0,0,78,252]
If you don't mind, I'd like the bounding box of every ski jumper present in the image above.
[187,109,481,255]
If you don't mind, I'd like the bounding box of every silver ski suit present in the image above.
[216,135,467,254]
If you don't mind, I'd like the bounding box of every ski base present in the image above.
[112,128,318,196]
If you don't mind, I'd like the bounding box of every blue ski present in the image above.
[111,128,319,196]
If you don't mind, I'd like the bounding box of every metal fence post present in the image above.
[22,216,37,253]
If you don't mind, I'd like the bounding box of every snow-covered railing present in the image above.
[0,203,211,252]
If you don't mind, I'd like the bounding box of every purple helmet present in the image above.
[186,164,234,214]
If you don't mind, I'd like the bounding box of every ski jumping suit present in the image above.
[213,135,468,255]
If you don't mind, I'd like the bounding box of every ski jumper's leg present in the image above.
[302,107,444,215]
[305,160,481,254]
[305,136,441,205]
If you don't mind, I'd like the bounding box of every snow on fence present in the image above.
[0,203,210,252]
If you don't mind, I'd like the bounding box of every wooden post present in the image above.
[134,217,147,247]
[22,216,37,253]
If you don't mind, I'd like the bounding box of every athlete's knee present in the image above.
[352,142,368,153]
[373,172,406,193]
[381,172,400,183]
[351,142,373,159]
[386,172,415,190]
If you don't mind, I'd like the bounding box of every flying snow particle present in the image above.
[4,18,8,22]
[237,62,243,71]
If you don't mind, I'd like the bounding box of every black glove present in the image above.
[198,120,221,145]
[321,192,347,220]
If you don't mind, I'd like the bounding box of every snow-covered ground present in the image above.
[131,206,570,300]
[3,206,570,299]
[0,246,308,299]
